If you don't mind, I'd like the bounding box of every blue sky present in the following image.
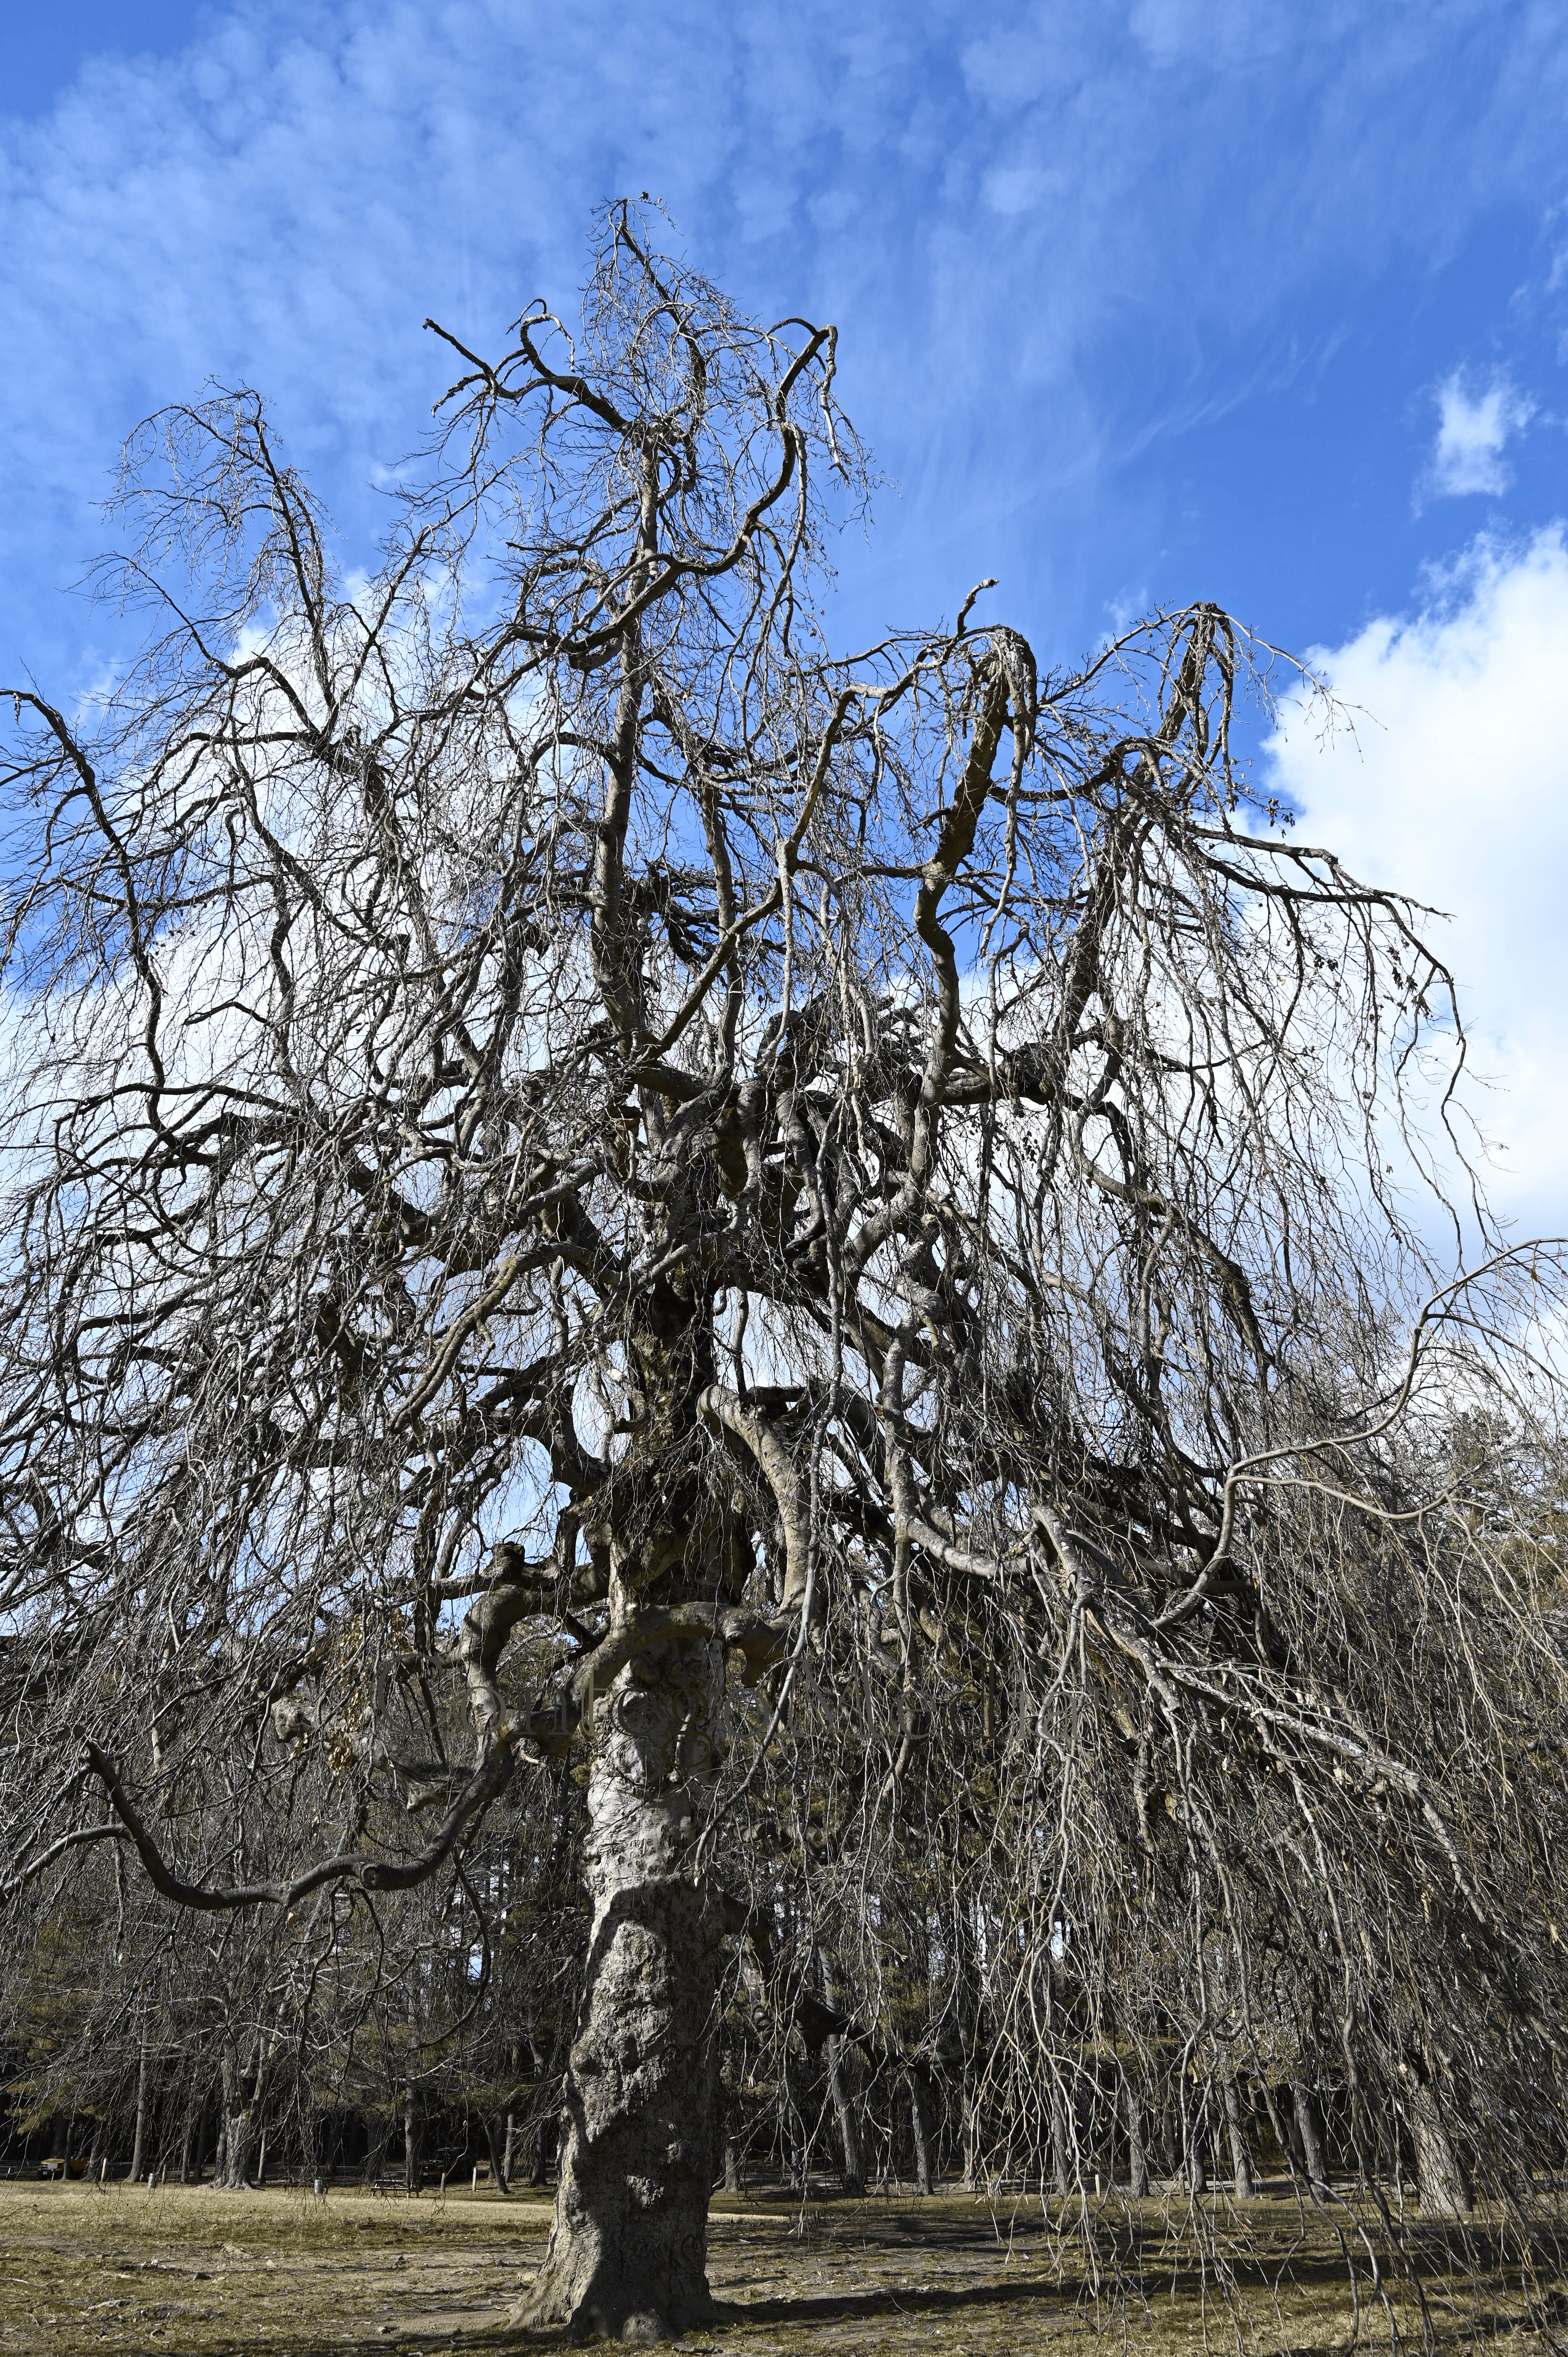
[4,0,1567,1229]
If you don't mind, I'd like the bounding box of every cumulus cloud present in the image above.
[1266,527,1568,1239]
[1421,370,1534,504]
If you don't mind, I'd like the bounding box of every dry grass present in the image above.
[0,2179,1563,2356]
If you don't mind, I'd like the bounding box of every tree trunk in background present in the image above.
[1123,2076,1150,2197]
[1291,2081,1330,2191]
[825,2028,865,2193]
[217,2035,256,2189]
[1409,2081,1473,2216]
[127,2043,149,2182]
[403,2086,419,2194]
[484,2113,510,2194]
[1185,2088,1207,2195]
[780,2050,809,2189]
[1223,2080,1254,2198]
[714,2073,742,2194]
[960,2065,982,2191]
[818,1947,865,2197]
[521,1631,721,2343]
[1050,2077,1073,2196]
[1260,2081,1293,2175]
[910,2071,935,2196]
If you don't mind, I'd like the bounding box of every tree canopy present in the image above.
[3,206,1566,2338]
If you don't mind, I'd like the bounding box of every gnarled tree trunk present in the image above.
[216,2034,256,2190]
[521,1630,722,2343]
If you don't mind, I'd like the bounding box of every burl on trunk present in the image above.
[521,1629,725,2342]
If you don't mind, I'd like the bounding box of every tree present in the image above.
[4,207,1566,2339]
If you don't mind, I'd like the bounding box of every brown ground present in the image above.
[0,2179,1563,2356]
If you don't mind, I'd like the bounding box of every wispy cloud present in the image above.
[3,0,1567,692]
[1421,371,1535,504]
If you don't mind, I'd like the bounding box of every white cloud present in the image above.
[1266,526,1568,1240]
[1422,369,1534,502]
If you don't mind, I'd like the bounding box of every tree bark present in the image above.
[127,2042,149,2182]
[1260,2080,1293,2173]
[909,2069,935,2196]
[520,1629,722,2343]
[1291,2079,1330,2192]
[1223,2079,1254,2198]
[1123,2074,1150,2197]
[484,2112,511,2194]
[1185,2088,1207,2196]
[1050,2076,1074,2197]
[959,2063,982,2191]
[1409,2081,1472,2216]
[216,2035,255,2190]
[403,2085,419,2194]
[825,2028,865,2194]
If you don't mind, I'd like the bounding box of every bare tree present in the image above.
[4,207,1566,2338]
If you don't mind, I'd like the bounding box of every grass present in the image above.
[0,2177,1563,2355]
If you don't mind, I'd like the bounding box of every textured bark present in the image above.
[1410,2081,1473,2216]
[521,1631,722,2342]
[216,2035,256,2190]
[1223,2079,1254,2198]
